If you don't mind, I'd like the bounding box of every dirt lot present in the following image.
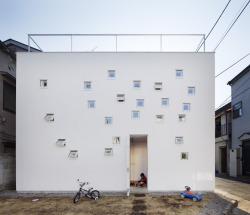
[0,194,213,215]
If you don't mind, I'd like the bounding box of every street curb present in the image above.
[221,200,238,215]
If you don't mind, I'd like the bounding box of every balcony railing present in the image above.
[215,123,232,138]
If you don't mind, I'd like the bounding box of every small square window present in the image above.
[40,80,47,88]
[105,148,113,156]
[156,115,164,123]
[136,99,144,107]
[162,98,169,106]
[117,94,125,102]
[105,117,113,125]
[178,114,186,122]
[56,139,66,147]
[176,70,183,78]
[84,81,92,89]
[68,150,78,158]
[108,70,116,78]
[88,100,95,108]
[181,152,188,160]
[188,87,195,95]
[155,82,162,90]
[183,103,190,110]
[113,137,120,144]
[44,114,54,121]
[133,81,141,88]
[175,137,183,143]
[132,111,140,119]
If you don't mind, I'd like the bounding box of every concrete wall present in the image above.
[17,52,215,192]
[0,153,16,190]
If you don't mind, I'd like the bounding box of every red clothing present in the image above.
[141,176,147,182]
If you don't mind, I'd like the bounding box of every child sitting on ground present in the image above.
[136,173,147,187]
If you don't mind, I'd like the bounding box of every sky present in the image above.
[0,0,249,109]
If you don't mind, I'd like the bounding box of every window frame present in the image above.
[176,70,183,78]
[233,101,242,119]
[105,117,113,125]
[108,70,116,79]
[161,98,169,106]
[154,82,163,91]
[44,113,54,121]
[84,81,92,90]
[136,99,144,107]
[181,152,189,160]
[117,94,125,102]
[113,136,120,144]
[104,148,113,156]
[132,111,140,119]
[178,114,186,122]
[175,137,184,144]
[3,81,16,113]
[183,103,191,111]
[40,79,48,88]
[155,115,164,123]
[56,139,66,147]
[133,80,141,89]
[188,87,195,95]
[88,100,95,108]
[68,150,78,158]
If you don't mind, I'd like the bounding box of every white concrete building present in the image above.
[17,51,215,193]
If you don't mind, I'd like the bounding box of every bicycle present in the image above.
[73,179,100,203]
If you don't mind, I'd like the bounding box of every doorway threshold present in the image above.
[130,187,148,194]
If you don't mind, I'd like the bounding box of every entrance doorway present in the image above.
[130,135,148,190]
[243,141,250,176]
[221,147,227,173]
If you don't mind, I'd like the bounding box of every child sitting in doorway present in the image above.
[136,173,147,187]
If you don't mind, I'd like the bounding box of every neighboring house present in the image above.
[215,102,232,174]
[228,65,250,177]
[0,41,16,189]
[17,51,215,193]
[0,39,39,190]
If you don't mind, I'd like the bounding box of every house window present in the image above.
[136,99,144,107]
[3,81,16,113]
[176,70,183,78]
[156,115,164,123]
[233,102,242,119]
[188,87,195,94]
[105,148,113,156]
[175,137,183,143]
[40,80,47,88]
[108,70,116,78]
[132,111,140,119]
[84,81,92,89]
[155,82,162,90]
[113,137,120,144]
[133,81,141,89]
[105,117,113,125]
[178,114,186,122]
[56,139,66,147]
[183,103,190,110]
[161,98,169,106]
[181,152,188,160]
[44,114,54,121]
[88,100,95,108]
[68,150,78,158]
[117,94,125,102]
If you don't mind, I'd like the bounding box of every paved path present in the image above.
[215,177,250,214]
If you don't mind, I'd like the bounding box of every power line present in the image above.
[196,0,232,52]
[215,76,250,110]
[213,0,250,51]
[215,52,250,78]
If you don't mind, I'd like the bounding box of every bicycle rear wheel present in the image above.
[73,193,81,203]
[91,190,100,200]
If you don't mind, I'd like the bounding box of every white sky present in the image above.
[1,0,249,108]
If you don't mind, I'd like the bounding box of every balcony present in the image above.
[215,123,231,141]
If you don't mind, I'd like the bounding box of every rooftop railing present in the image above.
[28,34,206,53]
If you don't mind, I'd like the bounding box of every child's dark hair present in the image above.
[140,173,144,177]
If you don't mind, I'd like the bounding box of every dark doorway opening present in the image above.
[242,141,250,176]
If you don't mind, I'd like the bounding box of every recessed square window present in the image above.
[105,148,113,156]
[40,80,47,88]
[181,152,188,160]
[175,137,183,144]
[133,81,141,89]
[84,81,92,89]
[44,114,54,121]
[176,70,183,78]
[88,100,95,108]
[183,103,190,111]
[156,115,164,123]
[113,137,120,144]
[161,98,169,106]
[117,94,125,102]
[68,150,78,158]
[105,117,113,125]
[155,82,162,90]
[132,111,140,119]
[56,139,66,147]
[178,114,186,122]
[188,87,195,95]
[136,99,144,107]
[108,70,116,78]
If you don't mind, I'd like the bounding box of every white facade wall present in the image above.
[17,52,215,192]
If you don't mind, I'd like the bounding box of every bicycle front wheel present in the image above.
[73,193,81,203]
[91,190,100,200]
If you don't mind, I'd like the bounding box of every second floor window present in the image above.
[233,101,242,119]
[133,81,141,89]
[84,81,92,89]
